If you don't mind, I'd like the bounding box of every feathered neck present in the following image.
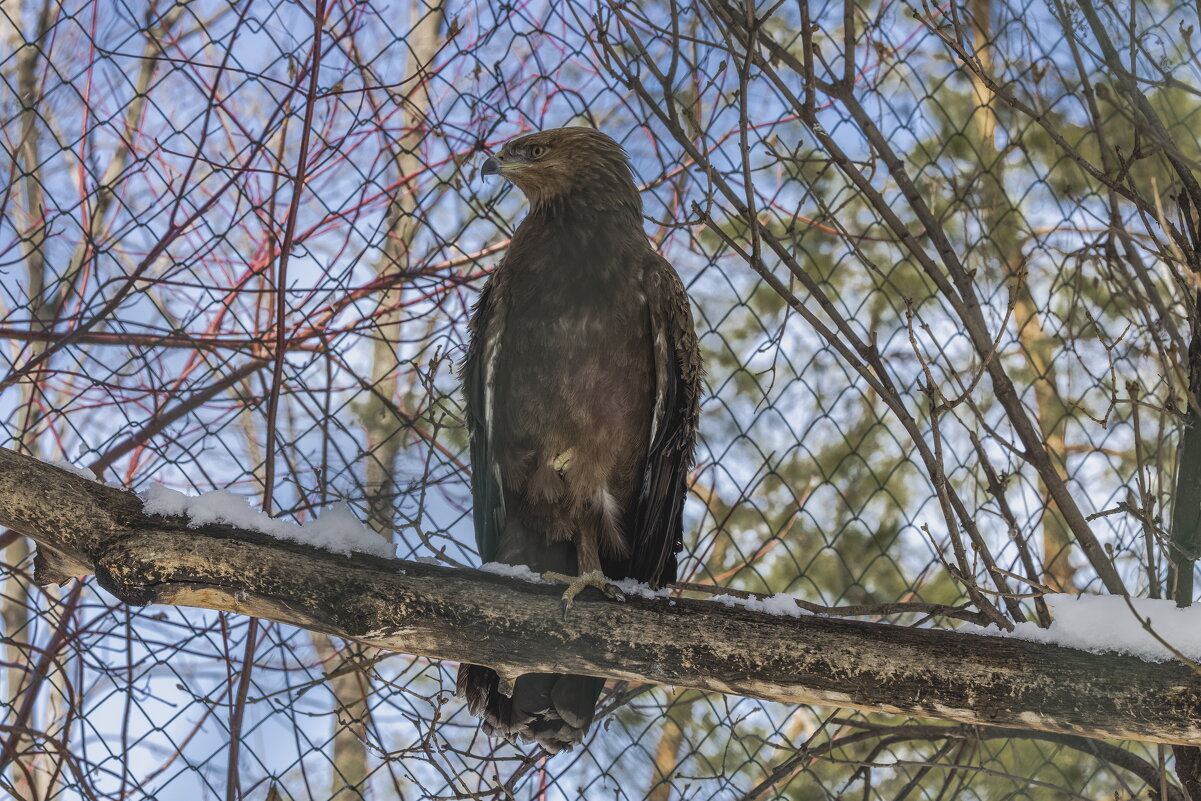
[526,187,643,226]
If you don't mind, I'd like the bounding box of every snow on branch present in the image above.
[141,484,395,559]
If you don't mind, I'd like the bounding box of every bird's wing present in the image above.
[626,255,703,586]
[463,274,506,563]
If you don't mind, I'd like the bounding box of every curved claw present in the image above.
[601,582,625,603]
[543,569,626,619]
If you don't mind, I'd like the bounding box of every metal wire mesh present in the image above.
[1,0,1198,797]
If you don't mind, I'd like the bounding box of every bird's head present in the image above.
[481,127,641,215]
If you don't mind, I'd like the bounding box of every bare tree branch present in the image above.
[2,447,1199,749]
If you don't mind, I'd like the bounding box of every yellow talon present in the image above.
[550,448,574,475]
[542,569,625,619]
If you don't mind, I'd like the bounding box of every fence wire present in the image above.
[1,0,1199,798]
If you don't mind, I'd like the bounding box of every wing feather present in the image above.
[626,255,702,586]
[463,275,506,562]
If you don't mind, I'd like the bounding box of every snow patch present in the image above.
[612,578,671,600]
[964,593,1201,662]
[706,592,808,618]
[46,459,102,483]
[141,484,394,559]
[480,562,547,583]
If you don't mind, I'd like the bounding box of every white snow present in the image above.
[612,578,672,600]
[141,484,395,559]
[47,459,102,483]
[965,593,1201,662]
[480,562,547,583]
[706,591,808,618]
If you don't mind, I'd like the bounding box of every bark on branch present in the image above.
[1,447,1199,746]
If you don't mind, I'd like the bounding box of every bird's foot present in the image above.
[542,569,625,620]
[550,448,574,476]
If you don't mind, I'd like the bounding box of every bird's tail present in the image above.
[456,664,605,754]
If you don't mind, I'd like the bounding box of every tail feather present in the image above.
[457,664,605,754]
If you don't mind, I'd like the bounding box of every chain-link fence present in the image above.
[2,0,1200,797]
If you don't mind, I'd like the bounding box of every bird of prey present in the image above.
[456,127,702,753]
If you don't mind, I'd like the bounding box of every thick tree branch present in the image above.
[1,447,1199,746]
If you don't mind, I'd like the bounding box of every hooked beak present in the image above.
[481,156,501,177]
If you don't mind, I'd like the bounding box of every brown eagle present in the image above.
[456,127,702,753]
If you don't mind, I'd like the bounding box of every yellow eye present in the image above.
[529,144,547,159]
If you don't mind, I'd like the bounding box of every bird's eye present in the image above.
[529,144,547,159]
